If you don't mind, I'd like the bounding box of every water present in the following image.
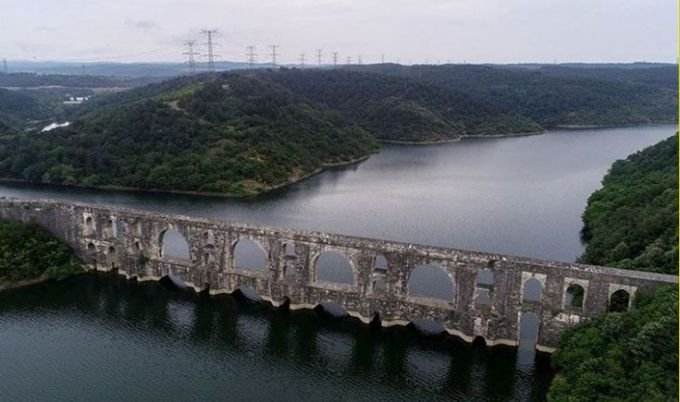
[0,124,674,401]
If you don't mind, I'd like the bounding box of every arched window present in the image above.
[522,277,542,303]
[233,239,267,272]
[476,269,495,286]
[609,289,631,312]
[86,242,96,251]
[160,229,191,262]
[284,243,296,257]
[84,216,94,235]
[565,284,585,308]
[408,263,455,302]
[373,277,387,292]
[374,255,388,271]
[315,252,353,285]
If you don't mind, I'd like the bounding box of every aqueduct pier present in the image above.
[1,198,676,352]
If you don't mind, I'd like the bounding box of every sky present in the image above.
[0,0,676,65]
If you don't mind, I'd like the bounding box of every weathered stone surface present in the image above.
[1,198,676,351]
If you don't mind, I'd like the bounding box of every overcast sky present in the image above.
[0,0,676,64]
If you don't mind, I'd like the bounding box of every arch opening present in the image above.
[233,239,267,272]
[315,252,353,285]
[609,289,631,312]
[134,241,141,251]
[372,277,387,292]
[160,228,191,262]
[410,318,446,335]
[86,242,96,251]
[522,277,542,303]
[204,231,216,247]
[236,287,262,302]
[565,284,585,309]
[518,312,539,349]
[474,291,492,307]
[476,269,495,286]
[283,261,296,280]
[84,216,94,235]
[374,255,388,271]
[408,263,455,302]
[317,302,348,317]
[284,243,296,257]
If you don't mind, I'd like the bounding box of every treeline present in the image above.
[258,69,541,142]
[0,72,154,89]
[345,64,677,128]
[0,220,83,282]
[548,134,679,401]
[0,74,377,196]
[579,134,678,274]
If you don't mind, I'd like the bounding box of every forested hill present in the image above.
[345,64,677,128]
[256,69,541,142]
[548,134,678,401]
[0,74,377,196]
[579,134,678,274]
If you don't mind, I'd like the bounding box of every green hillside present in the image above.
[0,74,377,196]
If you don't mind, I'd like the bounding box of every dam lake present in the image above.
[0,124,674,401]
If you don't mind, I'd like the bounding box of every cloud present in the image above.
[124,17,157,30]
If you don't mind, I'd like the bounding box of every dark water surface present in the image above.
[0,125,674,401]
[0,275,553,401]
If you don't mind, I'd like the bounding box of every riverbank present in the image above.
[0,275,48,292]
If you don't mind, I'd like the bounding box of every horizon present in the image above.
[0,0,676,65]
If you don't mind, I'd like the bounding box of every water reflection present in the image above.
[0,274,554,401]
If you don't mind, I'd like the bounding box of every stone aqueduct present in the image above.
[1,198,676,352]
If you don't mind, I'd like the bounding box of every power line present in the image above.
[316,48,322,66]
[269,45,279,68]
[298,52,306,68]
[201,29,218,71]
[183,40,199,72]
[246,45,256,69]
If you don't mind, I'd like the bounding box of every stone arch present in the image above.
[86,242,96,251]
[107,245,118,269]
[609,289,631,312]
[565,283,585,309]
[232,238,268,272]
[522,277,542,303]
[410,318,446,335]
[103,218,116,239]
[159,228,191,262]
[314,251,354,285]
[518,311,540,349]
[407,263,455,302]
[476,268,495,286]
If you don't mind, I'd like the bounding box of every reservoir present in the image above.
[0,124,674,401]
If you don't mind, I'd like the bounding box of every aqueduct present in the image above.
[1,198,676,352]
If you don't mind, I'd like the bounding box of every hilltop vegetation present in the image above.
[0,74,377,196]
[0,65,676,196]
[549,286,678,402]
[0,220,83,283]
[260,69,541,142]
[579,134,678,274]
[549,134,679,401]
[346,64,677,128]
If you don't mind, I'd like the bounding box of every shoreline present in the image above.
[0,275,48,292]
[0,154,373,200]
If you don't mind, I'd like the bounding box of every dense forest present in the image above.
[548,134,679,401]
[346,64,677,127]
[0,74,377,196]
[0,220,83,283]
[0,66,677,196]
[258,69,541,142]
[579,134,678,274]
[548,286,677,402]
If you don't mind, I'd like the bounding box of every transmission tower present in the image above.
[183,40,199,72]
[246,45,257,69]
[332,52,338,67]
[346,56,352,65]
[201,29,218,71]
[381,54,385,64]
[1,58,6,74]
[316,49,322,66]
[269,45,279,68]
[357,55,362,65]
[298,53,306,68]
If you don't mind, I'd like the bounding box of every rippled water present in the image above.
[0,125,674,401]
[0,275,553,401]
